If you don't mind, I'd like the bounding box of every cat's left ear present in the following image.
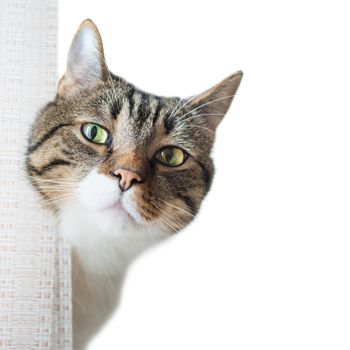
[188,71,243,131]
[58,19,109,96]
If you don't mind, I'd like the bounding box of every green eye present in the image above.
[155,147,187,167]
[81,123,109,144]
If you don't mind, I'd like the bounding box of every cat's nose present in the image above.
[113,168,143,192]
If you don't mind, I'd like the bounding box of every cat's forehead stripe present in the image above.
[126,87,136,117]
[100,82,200,149]
[152,97,163,125]
[110,99,121,119]
[135,92,151,128]
[122,88,169,135]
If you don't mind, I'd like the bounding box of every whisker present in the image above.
[188,125,215,134]
[154,197,195,218]
[177,113,225,123]
[171,91,205,117]
[156,206,184,227]
[39,194,75,207]
[37,190,73,193]
[34,183,78,187]
[179,94,235,121]
[157,215,181,233]
[27,177,80,184]
[150,200,185,232]
[168,97,183,120]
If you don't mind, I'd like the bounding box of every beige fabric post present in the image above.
[0,1,72,349]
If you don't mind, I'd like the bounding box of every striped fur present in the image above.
[26,73,229,220]
[25,19,242,349]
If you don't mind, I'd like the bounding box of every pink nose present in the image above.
[113,168,143,192]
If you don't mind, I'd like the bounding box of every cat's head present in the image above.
[26,19,242,239]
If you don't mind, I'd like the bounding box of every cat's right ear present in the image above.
[58,19,109,96]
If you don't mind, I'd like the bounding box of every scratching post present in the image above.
[0,1,72,348]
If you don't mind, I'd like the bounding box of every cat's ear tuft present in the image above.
[58,19,109,96]
[189,71,243,131]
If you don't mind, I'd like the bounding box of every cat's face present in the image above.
[26,19,242,238]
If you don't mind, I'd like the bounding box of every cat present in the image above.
[25,19,242,349]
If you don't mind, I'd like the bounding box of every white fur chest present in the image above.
[57,171,166,349]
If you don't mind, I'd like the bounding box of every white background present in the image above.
[59,1,350,349]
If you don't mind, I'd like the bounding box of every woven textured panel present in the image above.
[0,1,72,348]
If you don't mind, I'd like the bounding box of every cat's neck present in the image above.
[59,201,167,349]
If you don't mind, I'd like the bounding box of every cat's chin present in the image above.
[110,200,135,221]
[96,198,131,218]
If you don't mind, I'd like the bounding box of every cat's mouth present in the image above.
[107,199,137,223]
[94,198,138,223]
